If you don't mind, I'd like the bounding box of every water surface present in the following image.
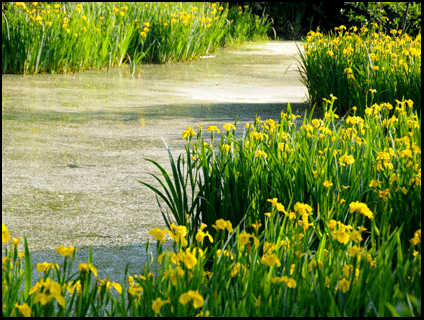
[2,41,316,253]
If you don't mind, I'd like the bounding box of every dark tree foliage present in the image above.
[228,2,349,39]
[228,2,421,39]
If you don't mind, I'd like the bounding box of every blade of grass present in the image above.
[23,236,32,302]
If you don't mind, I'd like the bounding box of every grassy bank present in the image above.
[298,24,421,116]
[2,2,270,74]
[3,96,421,316]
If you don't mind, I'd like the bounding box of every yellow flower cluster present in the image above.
[195,223,213,243]
[223,123,236,132]
[212,219,233,232]
[410,229,421,246]
[29,278,66,308]
[327,219,366,245]
[182,126,195,139]
[349,201,374,219]
[302,22,420,115]
[207,125,220,134]
[7,0,268,72]
[2,191,421,317]
[179,290,204,308]
[159,2,227,29]
[305,25,421,63]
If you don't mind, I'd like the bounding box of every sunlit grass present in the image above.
[149,96,421,252]
[3,96,420,316]
[2,12,421,316]
[2,2,270,75]
[298,23,421,116]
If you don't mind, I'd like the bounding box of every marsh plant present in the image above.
[144,96,421,251]
[2,2,270,75]
[3,96,420,316]
[298,23,421,116]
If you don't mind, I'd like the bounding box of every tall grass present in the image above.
[2,97,421,316]
[2,96,422,315]
[2,2,270,75]
[2,221,422,316]
[298,24,421,116]
[144,97,421,252]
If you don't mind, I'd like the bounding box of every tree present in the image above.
[341,2,421,35]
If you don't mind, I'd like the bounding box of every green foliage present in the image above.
[2,97,421,316]
[142,97,421,254]
[341,2,421,36]
[264,2,312,40]
[1,4,421,315]
[2,2,270,74]
[138,142,201,246]
[298,24,421,116]
[2,163,422,316]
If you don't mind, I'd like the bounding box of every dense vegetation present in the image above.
[3,96,421,316]
[2,2,421,317]
[246,2,421,40]
[2,2,270,74]
[298,24,421,115]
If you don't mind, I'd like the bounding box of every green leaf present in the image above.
[23,236,32,302]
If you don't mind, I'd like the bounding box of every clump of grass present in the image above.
[2,97,421,316]
[298,24,421,116]
[144,97,421,252]
[2,203,421,316]
[2,2,270,75]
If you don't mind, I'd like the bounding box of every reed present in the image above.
[298,24,421,116]
[2,2,271,74]
[2,97,421,316]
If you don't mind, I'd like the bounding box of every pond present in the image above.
[2,40,316,284]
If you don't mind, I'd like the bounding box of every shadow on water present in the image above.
[2,41,318,257]
[2,41,334,292]
[3,102,319,124]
